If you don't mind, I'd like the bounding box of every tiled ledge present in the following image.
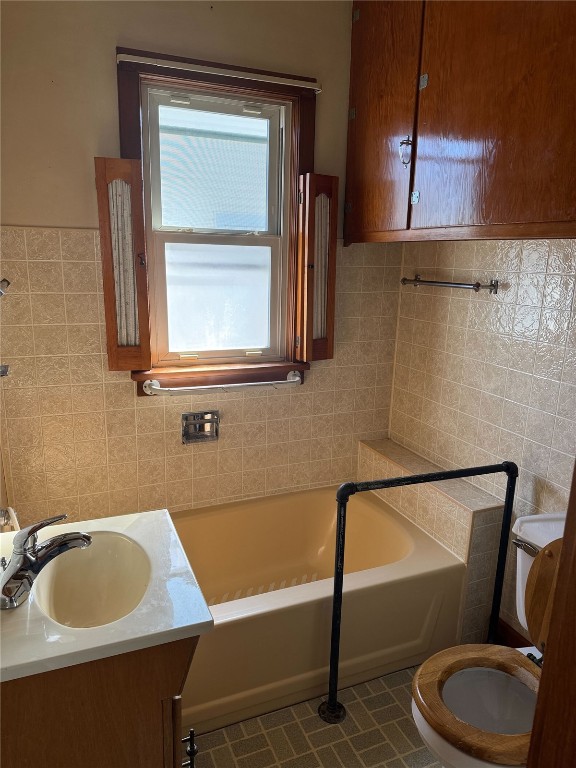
[357,439,504,643]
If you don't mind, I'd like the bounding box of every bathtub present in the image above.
[172,486,465,734]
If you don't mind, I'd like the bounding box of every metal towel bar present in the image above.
[142,370,302,396]
[401,274,498,294]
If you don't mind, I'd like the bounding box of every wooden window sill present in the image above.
[131,360,310,396]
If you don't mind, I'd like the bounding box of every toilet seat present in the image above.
[412,644,540,766]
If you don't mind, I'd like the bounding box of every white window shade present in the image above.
[108,179,140,347]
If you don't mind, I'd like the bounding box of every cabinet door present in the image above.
[344,1,424,242]
[411,1,576,229]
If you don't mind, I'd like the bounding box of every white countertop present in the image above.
[0,509,213,682]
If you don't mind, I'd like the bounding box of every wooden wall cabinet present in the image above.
[344,1,576,244]
[1,637,198,768]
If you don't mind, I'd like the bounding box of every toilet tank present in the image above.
[512,513,566,630]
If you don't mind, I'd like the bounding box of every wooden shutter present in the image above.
[295,173,338,362]
[94,157,151,371]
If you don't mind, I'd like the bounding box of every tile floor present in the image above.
[194,668,441,768]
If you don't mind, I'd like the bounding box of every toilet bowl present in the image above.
[411,512,566,767]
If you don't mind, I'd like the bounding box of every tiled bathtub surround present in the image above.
[0,226,399,527]
[358,439,502,643]
[390,238,576,631]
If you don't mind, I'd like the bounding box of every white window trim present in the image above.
[141,82,292,367]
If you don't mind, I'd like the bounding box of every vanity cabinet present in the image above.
[344,0,576,244]
[1,637,198,768]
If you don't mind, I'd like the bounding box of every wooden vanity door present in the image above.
[344,0,423,242]
[411,1,576,230]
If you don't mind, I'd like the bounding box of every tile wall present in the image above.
[357,439,503,643]
[0,226,400,527]
[390,238,576,629]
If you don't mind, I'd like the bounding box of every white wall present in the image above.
[1,1,352,228]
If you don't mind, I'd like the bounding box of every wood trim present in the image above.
[116,52,316,392]
[344,219,576,246]
[117,47,318,85]
[296,173,338,362]
[94,157,152,371]
[132,360,310,395]
[117,56,316,163]
[527,464,576,767]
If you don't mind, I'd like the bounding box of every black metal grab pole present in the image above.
[487,466,518,642]
[318,461,519,724]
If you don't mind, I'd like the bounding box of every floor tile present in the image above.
[193,668,438,768]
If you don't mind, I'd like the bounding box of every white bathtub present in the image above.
[172,485,465,733]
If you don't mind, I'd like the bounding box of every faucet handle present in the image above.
[13,514,67,553]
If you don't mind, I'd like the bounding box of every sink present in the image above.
[1,509,213,683]
[33,531,151,628]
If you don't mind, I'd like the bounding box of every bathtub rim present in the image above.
[171,488,463,626]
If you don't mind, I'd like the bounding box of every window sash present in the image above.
[145,86,283,235]
[149,231,286,365]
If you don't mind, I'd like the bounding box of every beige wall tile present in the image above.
[43,443,75,472]
[62,262,97,293]
[34,325,68,355]
[2,227,27,259]
[109,488,139,515]
[65,293,99,324]
[0,357,37,389]
[42,414,74,444]
[3,294,32,325]
[38,386,72,415]
[25,228,61,260]
[3,326,35,356]
[61,229,96,261]
[27,261,64,293]
[75,439,107,467]
[108,462,138,491]
[31,293,66,325]
[77,466,109,495]
[35,356,71,385]
[67,324,101,354]
[6,417,42,447]
[46,470,78,499]
[78,492,110,519]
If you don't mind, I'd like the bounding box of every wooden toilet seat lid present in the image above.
[525,538,563,653]
[412,644,541,766]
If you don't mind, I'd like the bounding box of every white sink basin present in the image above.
[1,510,213,682]
[33,531,151,628]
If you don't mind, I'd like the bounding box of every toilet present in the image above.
[411,512,566,768]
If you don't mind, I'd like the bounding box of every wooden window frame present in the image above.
[117,48,320,390]
[96,49,339,392]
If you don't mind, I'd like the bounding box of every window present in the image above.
[143,86,289,366]
[95,49,337,391]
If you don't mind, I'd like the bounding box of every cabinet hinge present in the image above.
[352,8,360,22]
[419,73,429,90]
[349,107,356,121]
[411,191,420,204]
[295,336,301,347]
[344,202,352,213]
[298,191,303,204]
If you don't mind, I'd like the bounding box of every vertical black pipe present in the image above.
[318,496,349,723]
[487,462,518,643]
[318,463,518,724]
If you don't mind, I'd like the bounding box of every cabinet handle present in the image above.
[399,136,412,167]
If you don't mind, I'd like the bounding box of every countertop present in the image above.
[0,509,213,682]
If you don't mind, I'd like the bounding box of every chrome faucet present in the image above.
[0,515,92,610]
